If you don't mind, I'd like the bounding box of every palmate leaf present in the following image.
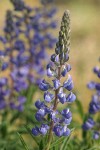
[17,132,30,150]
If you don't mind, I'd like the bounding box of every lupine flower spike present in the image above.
[32,10,76,150]
[0,0,57,111]
[82,59,100,140]
[10,0,57,85]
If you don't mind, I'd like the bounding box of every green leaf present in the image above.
[25,125,39,146]
[39,140,44,150]
[82,114,89,139]
[50,128,74,149]
[87,146,100,150]
[75,99,84,119]
[60,128,74,150]
[0,121,7,138]
[50,137,65,149]
[60,134,71,150]
[26,85,38,103]
[10,111,20,123]
[17,132,30,150]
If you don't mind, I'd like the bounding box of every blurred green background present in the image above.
[0,0,100,112]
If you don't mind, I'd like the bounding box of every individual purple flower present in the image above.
[61,64,71,77]
[0,78,8,87]
[35,100,45,109]
[97,67,100,78]
[51,54,57,62]
[44,91,54,102]
[39,124,49,135]
[58,92,66,104]
[50,111,60,123]
[39,80,50,91]
[63,126,71,136]
[63,117,72,125]
[93,131,100,140]
[82,118,95,130]
[89,95,100,114]
[93,66,99,74]
[0,36,7,44]
[63,75,74,91]
[53,79,60,89]
[96,83,100,91]
[1,62,8,71]
[87,81,96,89]
[53,125,63,137]
[18,96,26,104]
[32,126,40,136]
[61,109,72,119]
[47,67,54,77]
[66,92,76,103]
[18,66,29,77]
[35,108,46,121]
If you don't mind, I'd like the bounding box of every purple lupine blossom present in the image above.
[0,78,10,110]
[10,0,25,11]
[41,0,54,5]
[82,118,95,130]
[0,10,27,111]
[10,0,57,85]
[0,0,57,111]
[82,60,100,139]
[32,11,76,138]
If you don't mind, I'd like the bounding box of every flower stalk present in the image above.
[32,10,76,150]
[45,66,61,150]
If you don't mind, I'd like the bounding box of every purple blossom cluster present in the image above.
[9,0,57,84]
[0,0,57,111]
[82,60,100,140]
[41,0,54,5]
[0,78,10,109]
[32,10,76,137]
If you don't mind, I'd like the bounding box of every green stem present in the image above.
[45,121,53,150]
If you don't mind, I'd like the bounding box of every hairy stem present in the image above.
[45,66,61,150]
